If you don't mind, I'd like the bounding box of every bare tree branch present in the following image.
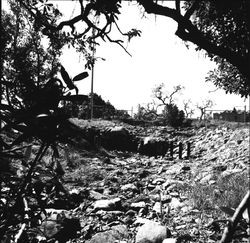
[169,85,183,104]
[183,99,194,118]
[196,99,213,120]
[105,35,132,56]
[175,0,180,14]
[16,0,250,82]
[137,0,250,81]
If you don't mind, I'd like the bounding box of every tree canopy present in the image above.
[0,0,90,149]
[12,0,250,97]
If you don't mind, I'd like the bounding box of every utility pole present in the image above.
[90,26,97,120]
[90,58,94,120]
[243,105,247,123]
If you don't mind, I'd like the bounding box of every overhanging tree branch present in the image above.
[184,0,199,19]
[137,0,250,82]
[15,0,250,89]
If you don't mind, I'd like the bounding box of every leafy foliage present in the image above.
[0,62,89,240]
[183,0,250,96]
[63,93,126,119]
[134,103,158,121]
[205,59,250,97]
[135,84,185,127]
[1,1,63,109]
[1,3,89,238]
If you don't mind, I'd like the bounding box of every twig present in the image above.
[4,143,33,153]
[105,35,132,57]
[14,198,29,243]
[220,190,250,243]
[209,87,220,93]
[1,143,49,236]
[14,223,26,243]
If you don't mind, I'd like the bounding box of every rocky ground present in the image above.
[1,120,249,242]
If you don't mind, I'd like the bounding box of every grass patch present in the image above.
[187,172,249,210]
[65,163,106,186]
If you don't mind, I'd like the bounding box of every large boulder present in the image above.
[101,126,137,151]
[60,119,138,152]
[138,136,169,157]
[87,224,129,243]
[93,198,122,211]
[135,220,171,243]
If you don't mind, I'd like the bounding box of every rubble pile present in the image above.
[1,120,249,242]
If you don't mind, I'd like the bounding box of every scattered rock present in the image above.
[131,201,146,209]
[121,183,138,192]
[169,198,184,209]
[8,121,248,242]
[93,198,122,211]
[162,239,177,243]
[152,202,162,214]
[89,190,108,200]
[87,225,129,243]
[135,221,171,243]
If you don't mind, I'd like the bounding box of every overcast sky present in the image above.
[3,0,249,117]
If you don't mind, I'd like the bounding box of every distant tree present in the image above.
[90,93,117,118]
[136,84,185,127]
[135,102,158,121]
[64,93,121,119]
[152,83,183,106]
[183,99,194,118]
[15,0,250,96]
[196,99,214,121]
[153,83,185,126]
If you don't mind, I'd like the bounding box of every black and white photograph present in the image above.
[1,0,249,242]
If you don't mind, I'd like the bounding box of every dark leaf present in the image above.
[61,65,75,90]
[11,124,28,133]
[51,144,59,158]
[23,145,32,162]
[0,138,10,149]
[0,104,13,111]
[45,78,63,90]
[0,151,24,159]
[1,81,15,88]
[72,72,89,82]
[12,132,33,146]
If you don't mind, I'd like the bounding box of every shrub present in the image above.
[163,103,185,128]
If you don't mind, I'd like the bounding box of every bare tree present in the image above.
[136,102,158,120]
[136,84,183,120]
[183,99,194,118]
[196,99,214,121]
[152,83,183,107]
